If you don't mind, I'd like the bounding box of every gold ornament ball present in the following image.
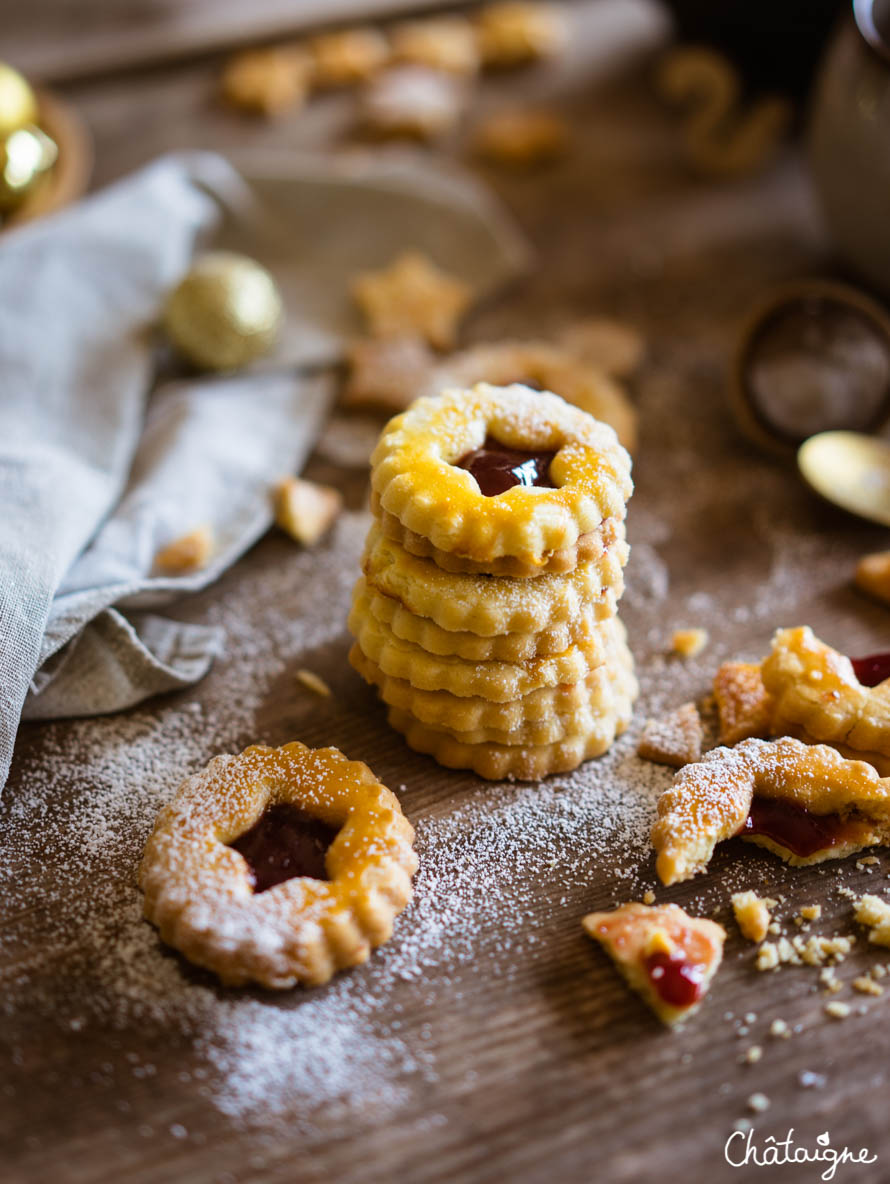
[0,64,39,138]
[0,124,58,212]
[163,251,283,371]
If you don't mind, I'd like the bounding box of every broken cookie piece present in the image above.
[854,893,890,947]
[637,702,703,768]
[274,477,342,546]
[582,901,725,1026]
[855,551,890,607]
[731,890,776,943]
[713,661,773,745]
[154,525,215,574]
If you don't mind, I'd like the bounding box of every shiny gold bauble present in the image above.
[163,251,283,371]
[0,64,39,138]
[0,124,58,212]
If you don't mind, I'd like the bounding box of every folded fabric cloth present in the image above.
[0,149,527,791]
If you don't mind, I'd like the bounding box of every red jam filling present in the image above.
[645,951,705,1008]
[850,651,890,687]
[457,435,556,497]
[229,803,338,892]
[741,795,853,858]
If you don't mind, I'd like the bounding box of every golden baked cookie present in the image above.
[140,742,417,989]
[855,551,890,607]
[349,638,635,734]
[372,491,624,579]
[358,575,616,662]
[350,586,626,700]
[391,17,480,75]
[362,523,624,637]
[388,697,632,781]
[371,383,633,567]
[473,109,568,169]
[309,28,390,87]
[475,2,568,68]
[762,626,890,758]
[352,251,473,350]
[360,67,467,143]
[424,344,637,452]
[651,736,890,886]
[582,902,725,1026]
[220,47,311,117]
[713,660,774,745]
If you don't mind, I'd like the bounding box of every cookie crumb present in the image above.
[643,889,656,905]
[853,894,890,947]
[756,942,779,971]
[852,975,883,996]
[732,891,776,943]
[671,628,708,658]
[824,1001,851,1019]
[274,478,342,547]
[800,905,821,921]
[295,669,332,698]
[154,525,214,574]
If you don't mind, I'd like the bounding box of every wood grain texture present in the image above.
[3,5,890,1183]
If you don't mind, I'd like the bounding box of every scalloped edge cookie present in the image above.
[370,383,633,565]
[358,575,615,662]
[349,586,626,701]
[363,523,625,637]
[140,742,417,989]
[372,490,626,578]
[388,699,632,780]
[651,736,890,886]
[349,636,635,733]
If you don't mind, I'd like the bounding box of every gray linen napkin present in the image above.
[0,149,527,789]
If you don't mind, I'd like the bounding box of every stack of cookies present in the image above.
[348,382,637,780]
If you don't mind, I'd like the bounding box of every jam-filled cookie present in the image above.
[582,902,725,1026]
[140,743,417,989]
[651,736,890,886]
[713,627,890,773]
[425,342,637,453]
[350,639,636,735]
[373,491,626,580]
[370,383,632,569]
[762,626,890,760]
[357,575,612,663]
[362,523,624,637]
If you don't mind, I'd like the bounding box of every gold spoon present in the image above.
[798,430,890,526]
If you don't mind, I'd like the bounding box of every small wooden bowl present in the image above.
[2,88,92,231]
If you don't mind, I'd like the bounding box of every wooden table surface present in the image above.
[4,5,890,1182]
